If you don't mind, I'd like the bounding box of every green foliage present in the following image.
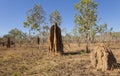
[40,25,49,41]
[23,4,45,30]
[97,23,107,33]
[80,51,86,55]
[2,28,26,44]
[8,28,24,39]
[3,34,11,38]
[9,28,20,36]
[42,25,49,32]
[23,21,29,28]
[74,0,98,43]
[72,25,80,37]
[74,0,99,52]
[49,10,61,26]
[11,72,20,76]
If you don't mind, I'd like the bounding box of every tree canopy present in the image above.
[49,10,61,26]
[23,4,45,30]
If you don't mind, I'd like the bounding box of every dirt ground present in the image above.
[0,43,120,76]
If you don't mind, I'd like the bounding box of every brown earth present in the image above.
[0,43,120,76]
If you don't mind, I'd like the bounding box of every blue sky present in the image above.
[0,0,120,37]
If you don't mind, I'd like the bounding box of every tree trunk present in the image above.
[86,40,89,53]
[85,34,90,53]
[19,39,22,47]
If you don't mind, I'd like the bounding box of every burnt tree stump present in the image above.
[48,22,63,55]
[7,37,11,48]
[37,37,40,45]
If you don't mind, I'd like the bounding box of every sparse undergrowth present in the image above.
[0,43,120,76]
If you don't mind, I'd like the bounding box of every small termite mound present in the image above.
[91,44,117,71]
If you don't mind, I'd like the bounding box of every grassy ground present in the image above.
[0,43,120,76]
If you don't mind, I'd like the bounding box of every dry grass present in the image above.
[0,43,120,76]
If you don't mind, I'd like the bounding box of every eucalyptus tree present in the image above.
[49,10,61,26]
[72,25,81,45]
[9,28,24,47]
[9,28,21,37]
[106,27,113,42]
[40,25,49,44]
[23,4,45,41]
[42,25,49,35]
[97,23,107,42]
[74,0,98,52]
[9,28,20,42]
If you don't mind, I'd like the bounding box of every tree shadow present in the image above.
[63,49,85,56]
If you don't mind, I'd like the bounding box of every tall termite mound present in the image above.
[48,22,63,55]
[91,44,117,71]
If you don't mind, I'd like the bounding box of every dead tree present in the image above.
[48,22,63,55]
